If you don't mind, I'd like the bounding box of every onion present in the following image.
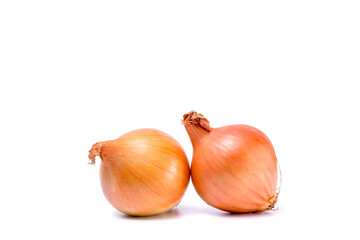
[182,111,280,213]
[88,129,190,216]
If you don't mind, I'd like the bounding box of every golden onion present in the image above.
[89,128,190,216]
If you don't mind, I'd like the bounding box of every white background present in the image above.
[1,1,360,239]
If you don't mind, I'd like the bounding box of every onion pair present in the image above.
[89,111,280,216]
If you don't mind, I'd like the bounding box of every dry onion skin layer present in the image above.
[182,111,280,213]
[88,129,190,217]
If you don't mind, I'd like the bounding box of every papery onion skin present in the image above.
[183,111,278,213]
[88,129,190,216]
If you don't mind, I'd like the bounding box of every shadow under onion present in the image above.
[218,209,279,218]
[113,207,181,220]
[112,204,281,220]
